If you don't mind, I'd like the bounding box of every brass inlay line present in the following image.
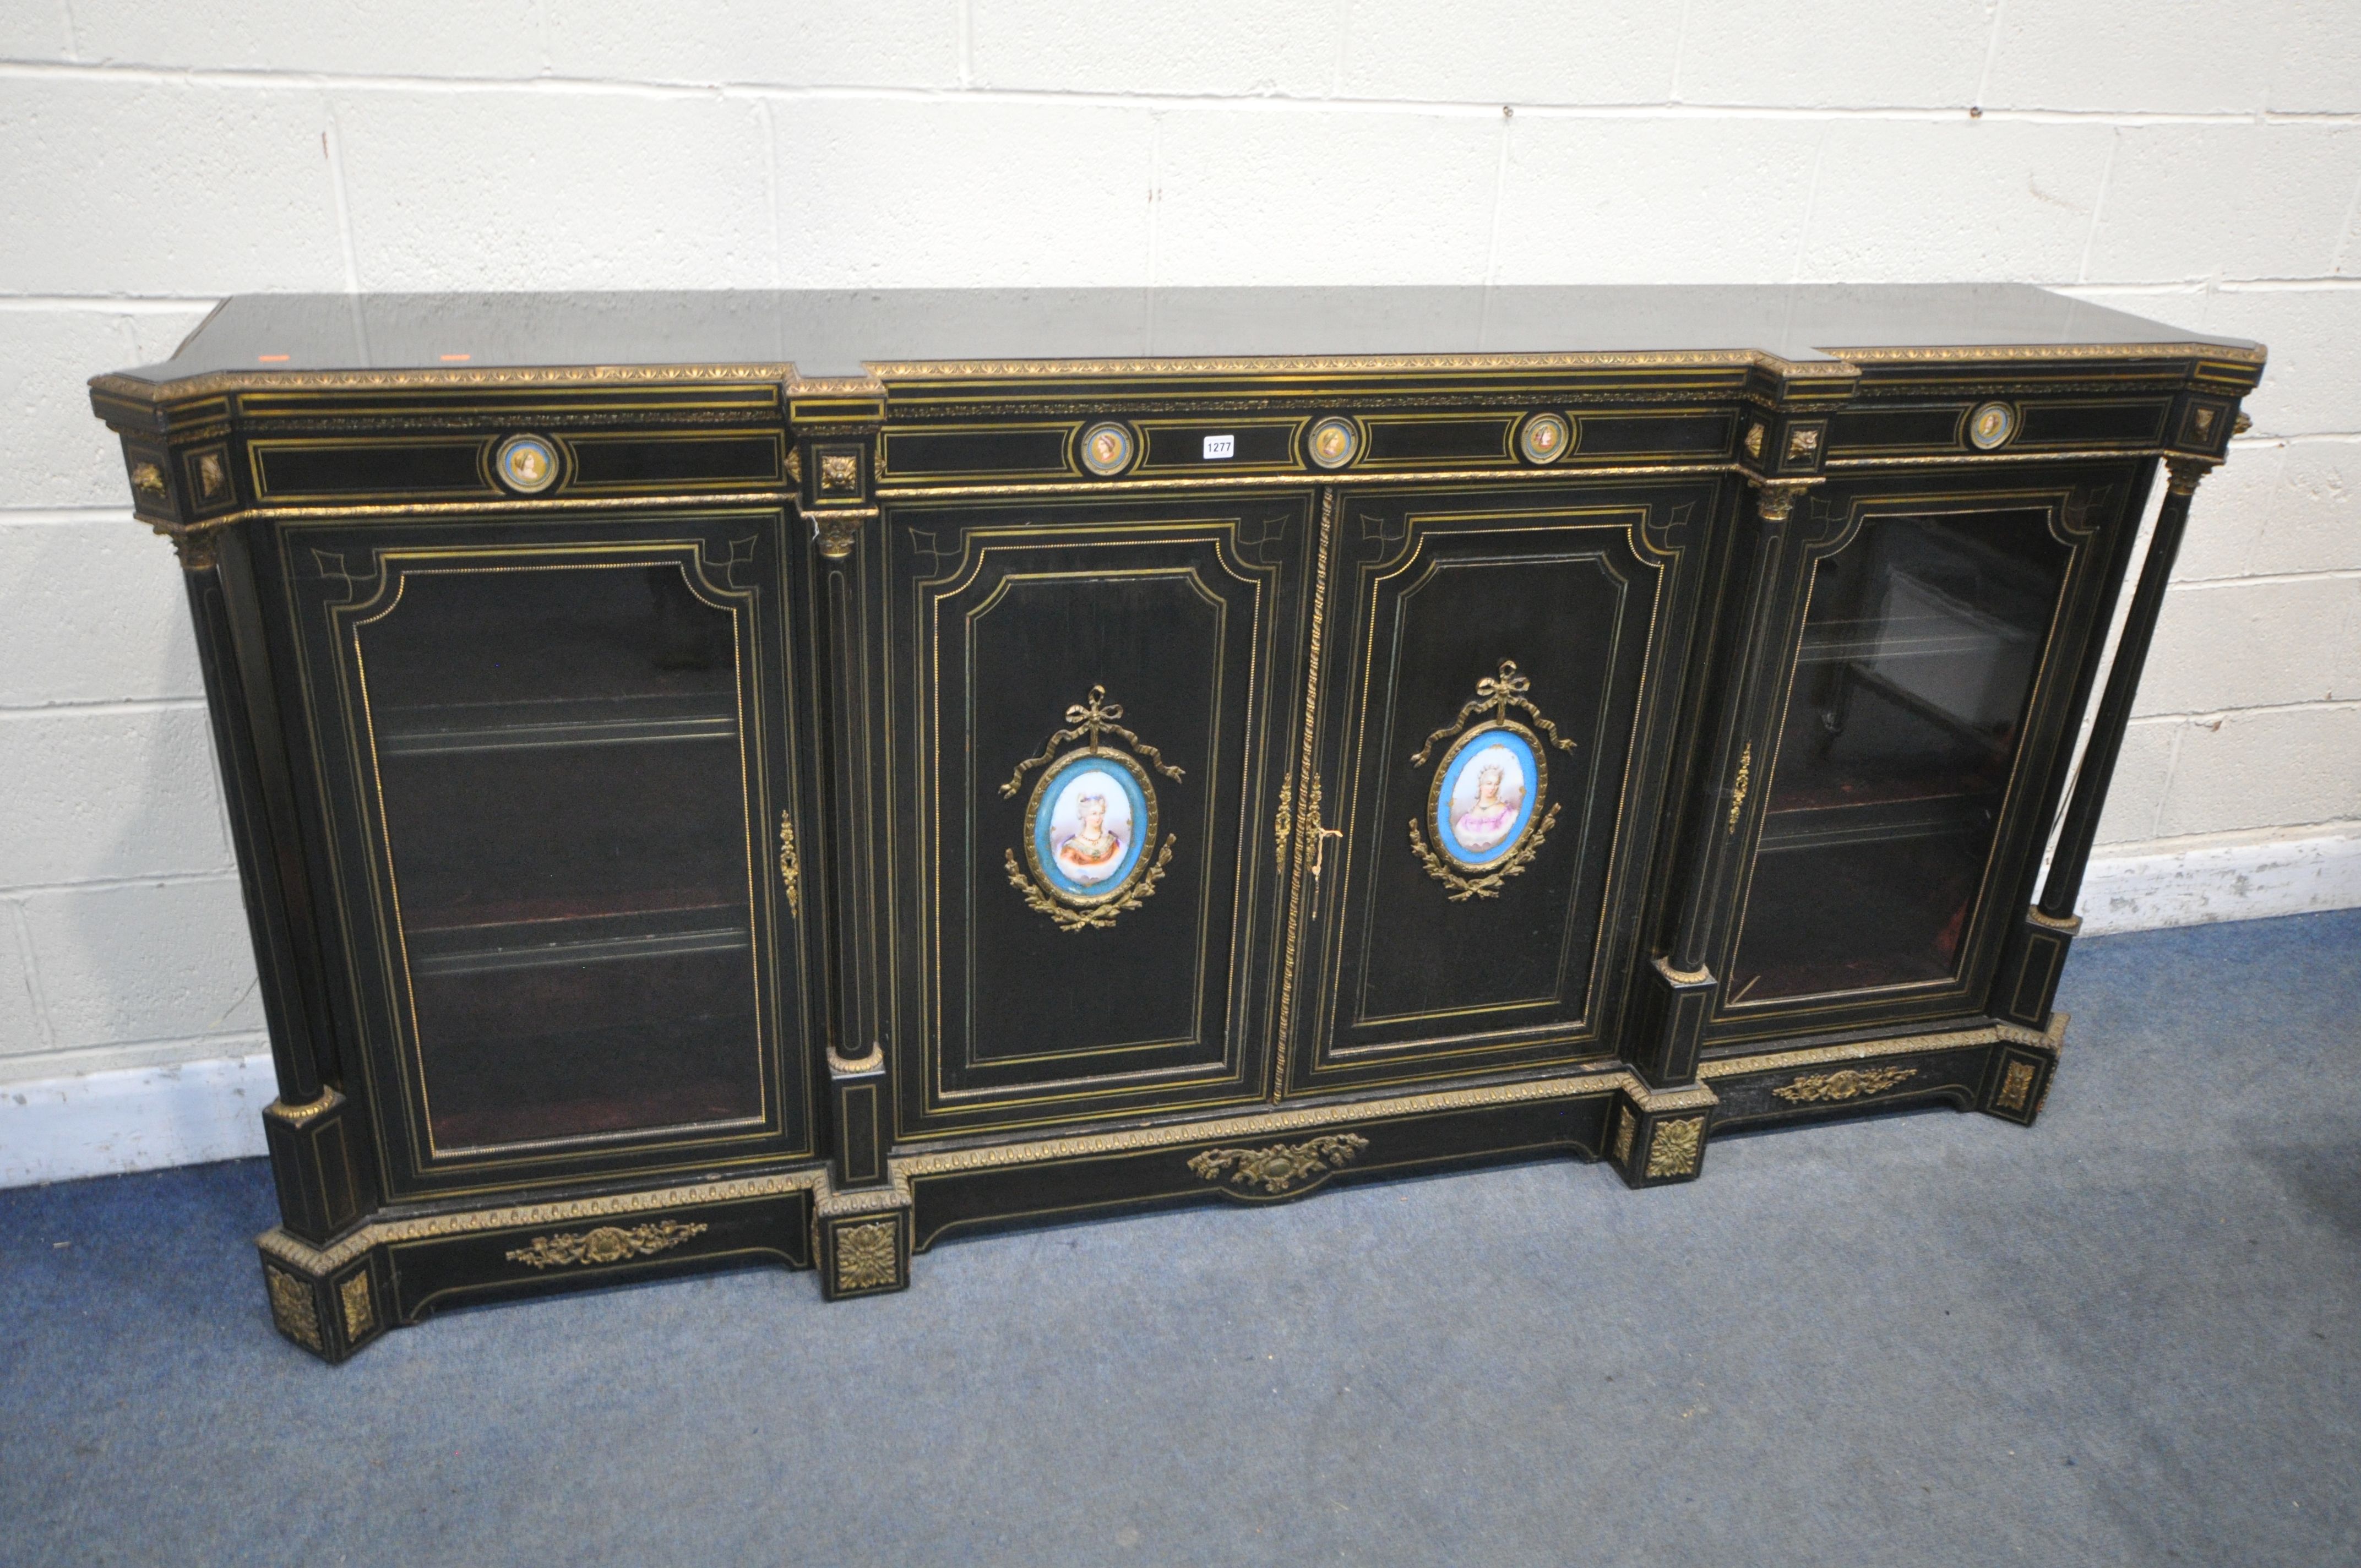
[880,462,1736,501]
[154,455,2211,562]
[1822,447,2179,470]
[160,489,797,532]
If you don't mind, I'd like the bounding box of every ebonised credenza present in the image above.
[89,286,2262,1361]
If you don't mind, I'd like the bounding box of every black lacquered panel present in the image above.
[1293,481,1715,1091]
[884,494,1313,1135]
[253,439,491,500]
[563,431,785,490]
[1729,508,2070,1006]
[880,424,1076,481]
[287,515,809,1193]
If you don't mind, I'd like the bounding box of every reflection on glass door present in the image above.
[351,556,768,1151]
[1728,508,2069,1006]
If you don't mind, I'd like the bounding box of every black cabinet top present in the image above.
[109,284,2259,388]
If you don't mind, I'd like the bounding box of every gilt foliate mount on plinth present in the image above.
[1002,685,1183,932]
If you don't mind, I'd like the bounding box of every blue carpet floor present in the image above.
[2,911,2356,1567]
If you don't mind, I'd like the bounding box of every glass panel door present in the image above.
[294,519,807,1185]
[1727,507,2070,1007]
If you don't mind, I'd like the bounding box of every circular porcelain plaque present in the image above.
[1308,417,1360,470]
[1519,412,1571,465]
[1080,422,1136,476]
[1967,402,2017,451]
[494,434,560,493]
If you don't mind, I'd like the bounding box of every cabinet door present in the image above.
[1710,468,2140,1039]
[878,493,1314,1138]
[1285,481,1718,1093]
[281,509,815,1196]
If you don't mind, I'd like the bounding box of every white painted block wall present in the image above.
[4,2,2359,1180]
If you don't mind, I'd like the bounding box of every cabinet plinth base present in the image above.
[256,1174,823,1364]
[255,1016,2068,1362]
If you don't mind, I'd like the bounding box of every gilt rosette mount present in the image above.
[1407,661,1578,900]
[1003,685,1184,932]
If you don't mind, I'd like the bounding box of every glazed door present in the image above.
[282,508,816,1196]
[879,493,1314,1139]
[1709,466,2144,1041]
[1283,481,1720,1094]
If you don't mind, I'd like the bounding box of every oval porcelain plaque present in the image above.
[1025,748,1159,906]
[1430,721,1546,872]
